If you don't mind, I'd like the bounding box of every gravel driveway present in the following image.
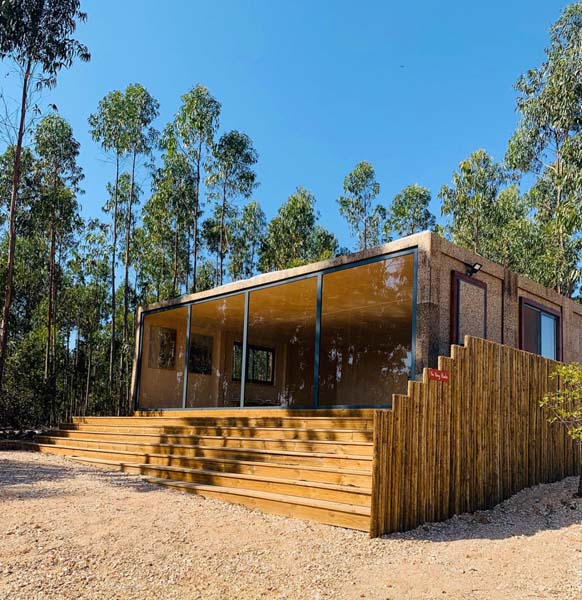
[1,451,581,600]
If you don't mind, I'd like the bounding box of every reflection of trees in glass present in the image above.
[189,334,213,374]
[319,254,415,405]
[148,326,177,369]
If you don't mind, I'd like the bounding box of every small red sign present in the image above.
[428,368,450,382]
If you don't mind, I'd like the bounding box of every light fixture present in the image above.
[465,262,483,277]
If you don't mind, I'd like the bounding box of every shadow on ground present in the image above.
[0,454,160,500]
[379,477,582,542]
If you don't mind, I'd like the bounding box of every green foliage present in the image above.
[440,149,509,255]
[167,85,220,292]
[229,200,266,281]
[386,184,435,238]
[505,3,582,296]
[206,130,258,285]
[0,0,90,87]
[541,362,582,494]
[259,187,338,271]
[337,161,384,250]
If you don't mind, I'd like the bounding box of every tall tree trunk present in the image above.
[44,212,56,382]
[119,152,137,414]
[84,338,92,416]
[0,60,31,390]
[192,142,202,293]
[45,207,57,422]
[109,154,120,412]
[172,223,179,294]
[218,186,226,286]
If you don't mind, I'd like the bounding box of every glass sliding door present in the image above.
[318,253,415,407]
[186,294,245,408]
[244,277,317,407]
[138,307,188,409]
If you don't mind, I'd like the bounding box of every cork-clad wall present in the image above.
[424,233,582,368]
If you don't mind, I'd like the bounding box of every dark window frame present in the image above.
[232,341,275,385]
[519,297,562,361]
[450,270,488,346]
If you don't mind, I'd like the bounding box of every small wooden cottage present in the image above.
[13,232,582,535]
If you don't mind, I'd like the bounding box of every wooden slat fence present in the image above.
[370,336,581,537]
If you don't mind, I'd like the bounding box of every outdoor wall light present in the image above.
[465,262,483,277]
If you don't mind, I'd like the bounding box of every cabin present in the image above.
[131,231,582,410]
[12,231,582,536]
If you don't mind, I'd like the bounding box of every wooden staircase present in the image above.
[9,409,374,531]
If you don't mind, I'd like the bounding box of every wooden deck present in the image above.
[4,338,581,536]
[10,408,375,531]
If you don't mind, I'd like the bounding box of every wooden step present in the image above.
[144,477,371,530]
[66,457,371,506]
[47,429,373,455]
[34,436,373,469]
[71,416,374,430]
[60,423,374,442]
[9,407,374,532]
[17,442,373,487]
[133,408,375,419]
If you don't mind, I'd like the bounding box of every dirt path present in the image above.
[1,451,581,600]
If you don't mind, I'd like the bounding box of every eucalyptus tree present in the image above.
[69,220,110,414]
[119,83,158,406]
[439,150,509,256]
[168,85,221,291]
[140,150,192,299]
[229,200,266,280]
[0,0,90,389]
[201,202,238,283]
[259,187,338,272]
[386,184,436,238]
[34,113,83,397]
[506,3,582,296]
[206,130,258,285]
[89,90,128,395]
[337,161,384,250]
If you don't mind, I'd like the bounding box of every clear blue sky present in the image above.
[2,0,571,248]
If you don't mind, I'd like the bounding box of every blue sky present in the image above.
[1,0,570,249]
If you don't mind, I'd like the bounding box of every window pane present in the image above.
[457,279,486,344]
[540,313,557,360]
[139,307,188,409]
[319,253,415,407]
[522,304,539,355]
[186,294,245,408]
[244,277,317,408]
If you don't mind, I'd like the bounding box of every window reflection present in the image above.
[139,308,188,408]
[186,294,245,408]
[244,277,317,407]
[318,254,415,407]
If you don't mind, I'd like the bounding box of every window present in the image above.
[318,253,415,407]
[450,271,487,345]
[148,326,177,369]
[233,343,275,384]
[139,308,187,409]
[189,334,213,375]
[186,293,245,408]
[245,277,316,407]
[520,298,561,360]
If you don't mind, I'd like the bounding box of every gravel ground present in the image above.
[1,451,581,600]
